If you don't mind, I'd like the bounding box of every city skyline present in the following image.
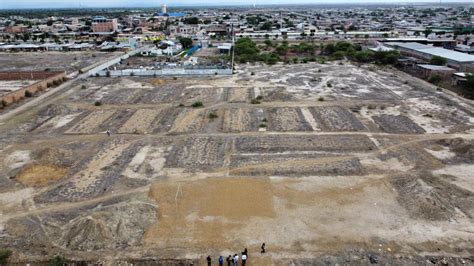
[1,0,471,9]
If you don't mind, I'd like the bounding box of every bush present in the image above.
[106,71,111,77]
[293,58,299,64]
[331,51,345,60]
[94,101,102,106]
[251,72,255,76]
[173,77,177,80]
[49,255,66,266]
[52,80,60,86]
[81,85,87,90]
[130,72,135,76]
[47,82,53,88]
[430,55,447,66]
[191,101,203,108]
[262,118,268,123]
[251,99,261,104]
[178,103,185,107]
[256,95,263,100]
[318,96,325,101]
[95,73,100,77]
[428,75,442,84]
[235,37,260,63]
[78,69,84,74]
[25,90,33,97]
[208,112,218,119]
[259,123,267,128]
[0,249,12,265]
[326,82,332,87]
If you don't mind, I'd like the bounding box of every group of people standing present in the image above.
[207,243,266,266]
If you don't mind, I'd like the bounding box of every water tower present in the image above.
[161,4,167,14]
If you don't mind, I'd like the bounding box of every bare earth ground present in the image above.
[0,52,120,73]
[0,61,473,265]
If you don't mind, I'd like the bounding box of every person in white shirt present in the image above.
[233,254,239,266]
[241,254,247,265]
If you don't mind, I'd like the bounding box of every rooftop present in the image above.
[417,64,455,71]
[386,42,474,63]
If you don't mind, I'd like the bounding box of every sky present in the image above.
[0,0,468,9]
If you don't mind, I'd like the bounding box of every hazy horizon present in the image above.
[1,0,472,10]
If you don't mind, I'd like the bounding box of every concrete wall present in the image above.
[0,71,66,107]
[86,49,140,76]
[95,68,232,77]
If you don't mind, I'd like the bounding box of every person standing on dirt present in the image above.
[226,255,232,266]
[218,255,224,266]
[106,129,110,136]
[242,248,248,257]
[233,253,239,266]
[241,253,247,266]
[207,255,212,266]
[261,242,266,254]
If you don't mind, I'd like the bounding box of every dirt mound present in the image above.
[436,138,474,163]
[46,202,157,251]
[390,172,474,221]
[150,79,165,86]
[15,164,67,187]
[59,216,112,250]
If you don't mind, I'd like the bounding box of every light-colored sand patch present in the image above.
[424,147,456,160]
[433,164,474,192]
[4,150,31,169]
[227,87,248,102]
[360,157,412,171]
[123,146,166,179]
[40,113,80,130]
[0,187,34,211]
[300,107,319,131]
[118,109,161,134]
[169,109,203,133]
[65,110,116,134]
[253,87,261,98]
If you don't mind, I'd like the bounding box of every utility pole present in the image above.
[231,24,235,73]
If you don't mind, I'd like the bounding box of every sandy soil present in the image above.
[0,61,473,265]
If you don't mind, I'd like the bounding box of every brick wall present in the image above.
[0,71,64,81]
[0,71,66,107]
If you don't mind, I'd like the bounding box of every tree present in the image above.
[183,17,199,24]
[429,56,447,66]
[264,39,272,47]
[178,37,193,49]
[424,29,433,37]
[260,21,273,31]
[275,45,288,56]
[323,43,336,55]
[353,50,374,62]
[235,37,260,63]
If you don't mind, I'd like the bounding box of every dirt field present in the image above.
[0,61,473,265]
[0,52,120,73]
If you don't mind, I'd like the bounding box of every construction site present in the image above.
[0,59,473,265]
